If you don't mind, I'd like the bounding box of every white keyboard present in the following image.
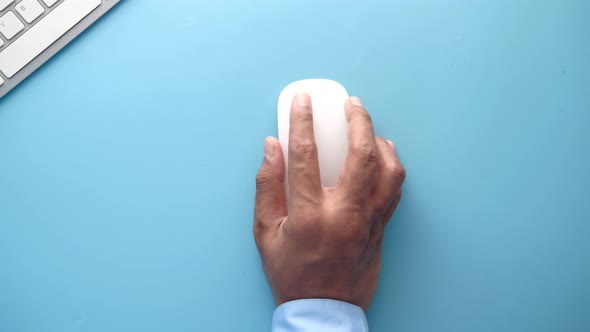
[0,0,118,98]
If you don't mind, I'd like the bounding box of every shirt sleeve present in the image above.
[272,299,369,332]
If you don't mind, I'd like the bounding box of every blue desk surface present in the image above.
[1,1,589,331]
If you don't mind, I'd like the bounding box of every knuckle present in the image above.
[357,109,372,122]
[290,141,317,160]
[350,106,371,122]
[389,164,406,181]
[294,108,313,122]
[353,142,378,164]
[255,168,273,190]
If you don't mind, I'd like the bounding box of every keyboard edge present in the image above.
[0,0,120,100]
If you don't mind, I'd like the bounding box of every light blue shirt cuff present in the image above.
[272,299,369,332]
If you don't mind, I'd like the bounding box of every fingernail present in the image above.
[348,97,363,107]
[264,138,275,160]
[295,93,311,107]
[387,140,394,148]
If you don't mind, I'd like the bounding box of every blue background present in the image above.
[1,0,589,331]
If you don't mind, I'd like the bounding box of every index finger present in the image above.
[339,97,379,199]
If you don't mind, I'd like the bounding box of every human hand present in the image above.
[254,93,405,311]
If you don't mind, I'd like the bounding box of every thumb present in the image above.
[254,137,287,237]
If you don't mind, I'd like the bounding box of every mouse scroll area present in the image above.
[278,79,350,191]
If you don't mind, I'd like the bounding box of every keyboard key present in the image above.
[0,0,100,78]
[0,0,15,11]
[0,76,4,85]
[15,0,45,24]
[0,38,4,47]
[42,0,58,6]
[0,11,24,40]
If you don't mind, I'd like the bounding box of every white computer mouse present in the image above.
[278,79,350,189]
